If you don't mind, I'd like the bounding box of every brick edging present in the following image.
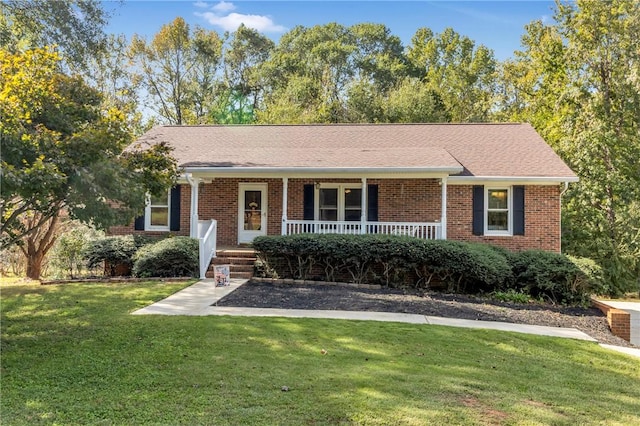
[591,298,631,342]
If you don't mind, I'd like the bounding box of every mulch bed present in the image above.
[216,280,635,348]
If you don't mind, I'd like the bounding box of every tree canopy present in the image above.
[0,47,177,251]
[498,0,640,292]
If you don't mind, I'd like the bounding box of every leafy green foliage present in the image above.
[132,237,198,278]
[0,48,177,257]
[253,235,602,305]
[129,17,223,125]
[496,0,640,293]
[1,0,110,72]
[84,235,139,273]
[49,224,103,278]
[253,234,510,291]
[507,250,600,306]
[490,289,531,304]
[407,27,497,122]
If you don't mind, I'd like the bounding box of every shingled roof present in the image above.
[132,123,577,180]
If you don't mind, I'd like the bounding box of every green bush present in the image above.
[84,236,139,275]
[132,237,199,278]
[253,235,602,305]
[567,255,607,296]
[491,289,531,304]
[50,225,103,278]
[508,250,598,305]
[252,234,512,291]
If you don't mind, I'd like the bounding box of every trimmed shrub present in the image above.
[84,236,138,276]
[132,237,199,278]
[508,250,598,305]
[253,234,512,291]
[253,234,601,305]
[408,240,512,292]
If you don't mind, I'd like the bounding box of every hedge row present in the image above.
[84,236,199,278]
[252,234,605,305]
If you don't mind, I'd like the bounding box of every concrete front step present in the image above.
[209,248,258,280]
[212,257,256,265]
[216,249,256,258]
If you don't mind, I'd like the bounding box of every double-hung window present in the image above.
[317,184,362,221]
[485,187,511,235]
[146,190,171,231]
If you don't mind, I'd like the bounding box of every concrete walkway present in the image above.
[133,280,640,359]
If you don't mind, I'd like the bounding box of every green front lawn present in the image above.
[1,281,639,425]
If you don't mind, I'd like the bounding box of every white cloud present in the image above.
[195,8,286,33]
[212,1,236,13]
[194,1,208,8]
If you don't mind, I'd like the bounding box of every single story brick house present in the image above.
[111,123,577,270]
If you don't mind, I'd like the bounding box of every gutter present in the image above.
[182,166,464,174]
[447,175,580,184]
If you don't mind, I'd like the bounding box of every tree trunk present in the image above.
[26,251,45,280]
[19,211,62,280]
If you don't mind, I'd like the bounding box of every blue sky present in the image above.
[105,1,557,60]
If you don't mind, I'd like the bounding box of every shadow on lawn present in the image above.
[1,282,639,425]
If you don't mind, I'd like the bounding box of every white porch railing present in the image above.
[285,220,442,240]
[197,219,217,279]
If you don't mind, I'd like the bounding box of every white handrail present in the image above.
[285,220,442,240]
[198,219,217,279]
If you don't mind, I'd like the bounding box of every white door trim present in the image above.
[238,183,268,244]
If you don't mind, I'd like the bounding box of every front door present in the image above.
[238,183,268,243]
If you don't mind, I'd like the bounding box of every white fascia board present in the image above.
[181,166,463,179]
[447,175,579,185]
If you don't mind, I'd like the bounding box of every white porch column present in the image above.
[186,174,201,238]
[440,176,447,240]
[281,177,288,235]
[361,177,367,234]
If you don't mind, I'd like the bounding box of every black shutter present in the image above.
[513,185,525,236]
[303,184,314,220]
[472,185,484,236]
[367,184,378,221]
[170,185,181,231]
[134,214,145,230]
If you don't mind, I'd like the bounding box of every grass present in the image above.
[1,281,639,425]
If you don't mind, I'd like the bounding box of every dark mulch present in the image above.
[216,281,635,348]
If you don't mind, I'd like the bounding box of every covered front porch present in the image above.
[187,176,449,241]
[187,175,450,278]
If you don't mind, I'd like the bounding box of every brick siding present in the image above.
[447,184,561,252]
[109,179,562,252]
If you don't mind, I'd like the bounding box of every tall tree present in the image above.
[1,48,177,278]
[129,17,223,124]
[258,23,410,124]
[216,24,274,122]
[497,0,640,293]
[85,34,144,134]
[259,23,354,123]
[407,27,497,122]
[0,0,110,73]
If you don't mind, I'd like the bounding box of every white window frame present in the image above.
[484,186,512,236]
[315,183,362,221]
[145,190,171,231]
